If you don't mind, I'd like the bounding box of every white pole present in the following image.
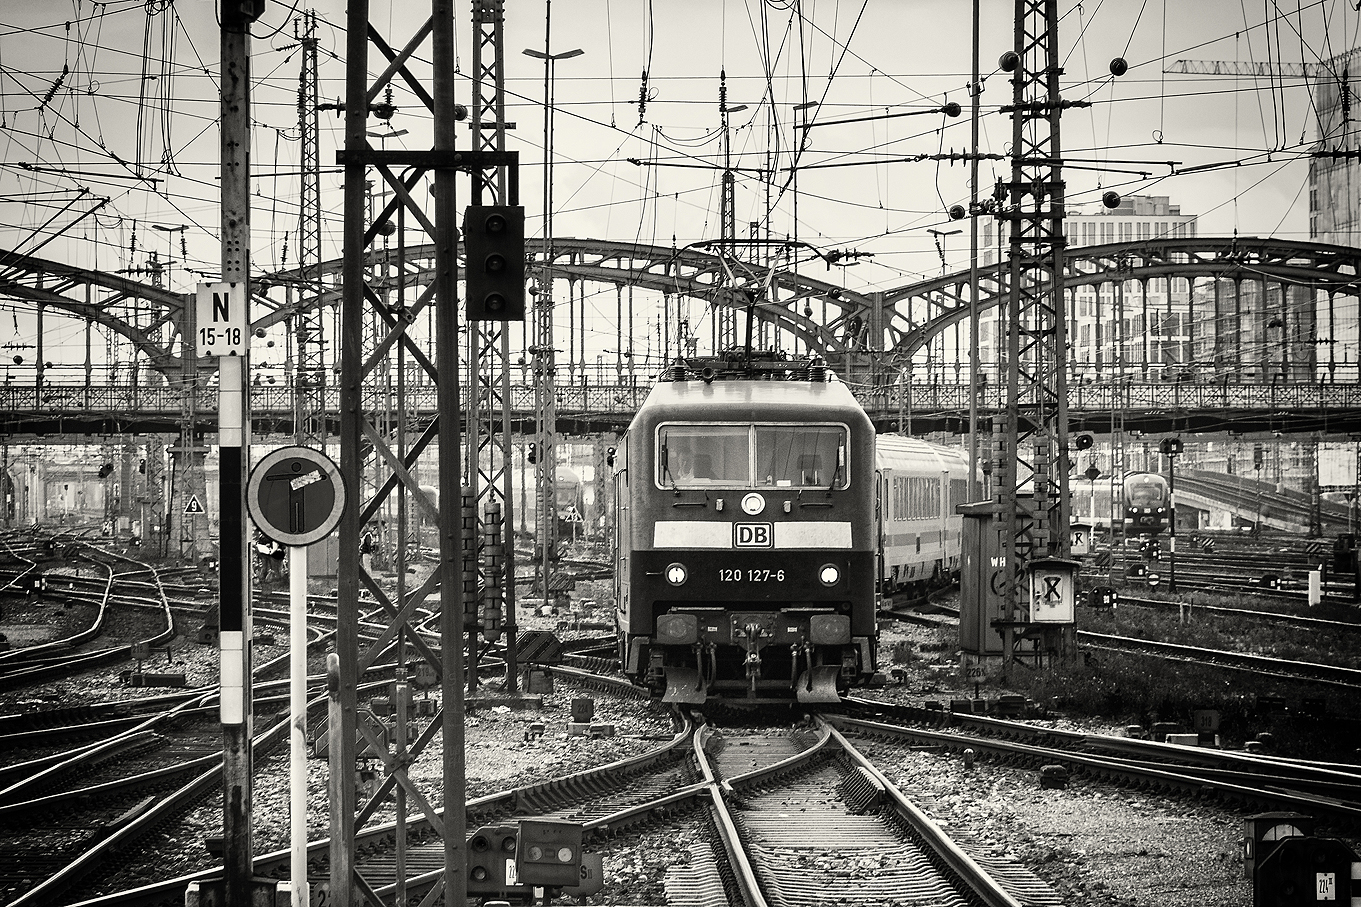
[289,544,310,906]
[1308,568,1322,607]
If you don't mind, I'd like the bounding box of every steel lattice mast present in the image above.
[994,0,1075,661]
[469,0,518,688]
[294,8,326,445]
[331,2,479,903]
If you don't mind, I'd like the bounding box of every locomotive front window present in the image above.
[1125,476,1166,507]
[756,424,846,488]
[656,422,847,489]
[658,424,750,487]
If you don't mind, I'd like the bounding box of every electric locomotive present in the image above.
[1123,471,1170,535]
[612,354,877,704]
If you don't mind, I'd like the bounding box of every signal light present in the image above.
[139,458,147,474]
[1074,433,1094,451]
[465,205,525,321]
[517,819,583,887]
[527,443,538,464]
[467,824,530,897]
[1159,437,1183,456]
[98,463,114,478]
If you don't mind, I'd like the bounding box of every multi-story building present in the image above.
[976,196,1199,382]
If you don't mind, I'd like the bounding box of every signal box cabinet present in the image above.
[958,501,1005,655]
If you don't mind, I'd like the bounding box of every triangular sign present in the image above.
[184,494,205,515]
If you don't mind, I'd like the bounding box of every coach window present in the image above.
[756,424,847,489]
[657,424,748,487]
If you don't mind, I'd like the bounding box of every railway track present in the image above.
[839,697,1361,826]
[65,664,1340,907]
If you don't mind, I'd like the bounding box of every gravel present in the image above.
[10,576,1360,907]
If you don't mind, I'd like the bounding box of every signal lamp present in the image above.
[1074,433,1094,451]
[818,564,841,586]
[465,205,526,321]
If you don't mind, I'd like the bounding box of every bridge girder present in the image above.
[888,236,1361,357]
[4,235,1361,384]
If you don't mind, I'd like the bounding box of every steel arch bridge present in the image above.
[2,235,1359,390]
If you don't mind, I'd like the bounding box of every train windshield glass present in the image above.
[657,423,847,489]
[659,425,750,486]
[1125,475,1166,507]
[755,424,845,488]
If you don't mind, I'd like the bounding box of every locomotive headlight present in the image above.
[656,612,697,644]
[741,492,766,515]
[665,562,688,586]
[810,613,850,644]
[818,563,841,586]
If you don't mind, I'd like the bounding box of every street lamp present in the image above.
[523,36,583,595]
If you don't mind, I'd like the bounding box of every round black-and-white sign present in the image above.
[246,446,346,547]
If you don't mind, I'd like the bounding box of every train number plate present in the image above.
[719,568,786,583]
[733,522,772,548]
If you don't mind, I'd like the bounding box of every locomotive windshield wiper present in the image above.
[660,440,678,490]
[825,450,843,496]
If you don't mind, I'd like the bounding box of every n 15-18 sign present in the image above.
[196,282,248,358]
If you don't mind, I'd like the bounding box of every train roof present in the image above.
[632,372,870,427]
[875,433,970,470]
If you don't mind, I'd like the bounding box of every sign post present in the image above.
[247,446,345,907]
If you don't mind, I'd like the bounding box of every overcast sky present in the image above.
[2,0,1359,371]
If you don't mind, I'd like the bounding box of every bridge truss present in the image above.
[4,235,1359,402]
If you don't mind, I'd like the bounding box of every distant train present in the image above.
[554,465,586,534]
[1122,471,1171,535]
[610,354,967,705]
[1070,472,1171,536]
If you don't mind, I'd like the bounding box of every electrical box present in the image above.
[1027,557,1077,624]
[957,501,1005,655]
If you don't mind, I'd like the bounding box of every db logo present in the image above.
[734,523,773,548]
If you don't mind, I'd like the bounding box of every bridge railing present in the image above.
[3,379,1359,426]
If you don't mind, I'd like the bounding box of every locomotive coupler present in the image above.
[736,621,771,695]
